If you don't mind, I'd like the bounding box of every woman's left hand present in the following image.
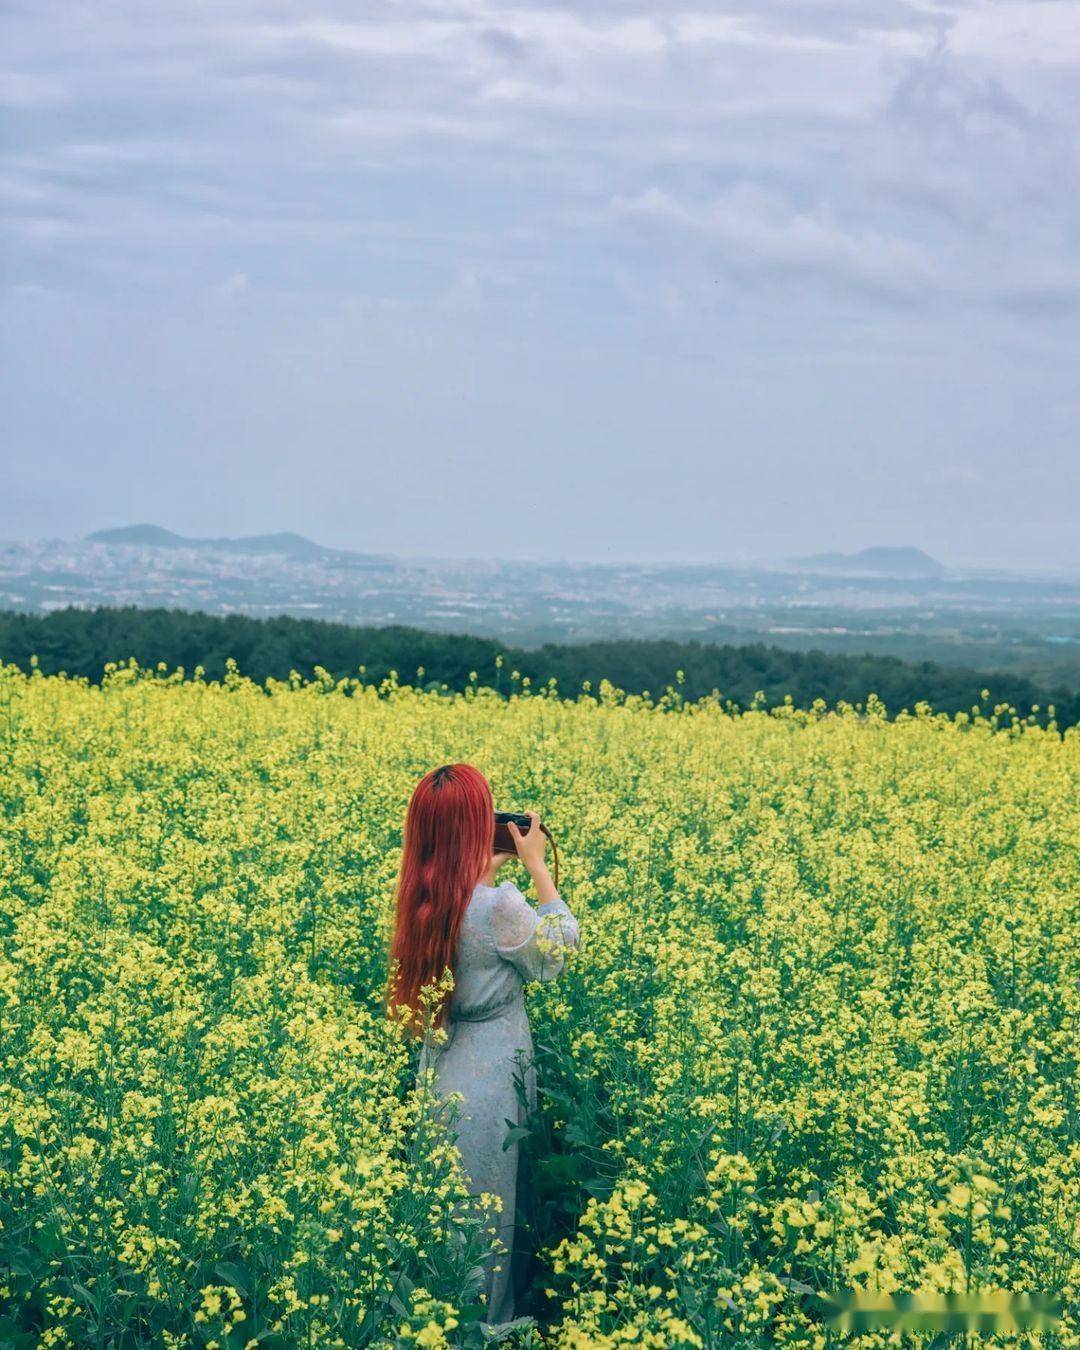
[491,851,515,874]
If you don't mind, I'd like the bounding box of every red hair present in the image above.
[387,763,494,1034]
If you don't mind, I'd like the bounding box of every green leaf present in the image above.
[480,1315,536,1342]
[538,1084,573,1107]
[501,1125,532,1151]
[33,1226,64,1259]
[213,1262,252,1298]
[564,1118,597,1147]
[537,1153,585,1181]
[9,1251,43,1281]
[0,1319,39,1350]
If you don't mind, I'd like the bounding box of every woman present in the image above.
[387,763,580,1326]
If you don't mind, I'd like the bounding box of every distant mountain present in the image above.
[88,524,190,548]
[210,532,332,560]
[87,524,351,562]
[791,546,946,578]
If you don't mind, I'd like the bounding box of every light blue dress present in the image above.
[417,881,580,1325]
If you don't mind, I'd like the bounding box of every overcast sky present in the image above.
[2,0,1078,567]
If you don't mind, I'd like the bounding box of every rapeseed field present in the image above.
[1,661,1076,1347]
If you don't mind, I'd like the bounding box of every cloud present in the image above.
[219,270,250,298]
[2,1,1078,569]
[612,184,936,300]
[1,0,1078,318]
[886,38,1038,142]
[0,72,69,107]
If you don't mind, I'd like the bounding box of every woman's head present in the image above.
[387,763,494,1033]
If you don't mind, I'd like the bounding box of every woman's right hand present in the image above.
[507,810,548,874]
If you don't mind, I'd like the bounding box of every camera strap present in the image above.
[539,823,560,891]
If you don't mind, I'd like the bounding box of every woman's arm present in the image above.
[495,813,578,980]
[491,883,579,981]
[507,811,559,906]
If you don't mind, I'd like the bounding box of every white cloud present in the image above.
[219,270,250,297]
[949,1,1080,63]
[612,184,936,299]
[0,72,69,106]
[2,0,1077,567]
[2,0,1078,315]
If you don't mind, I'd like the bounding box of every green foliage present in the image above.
[0,605,1075,725]
[2,667,1076,1344]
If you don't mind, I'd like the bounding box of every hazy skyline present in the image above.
[3,0,1079,568]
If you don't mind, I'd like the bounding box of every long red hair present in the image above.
[387,763,494,1034]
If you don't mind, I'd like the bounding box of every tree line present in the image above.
[1,605,1076,725]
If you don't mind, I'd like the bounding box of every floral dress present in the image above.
[417,880,580,1325]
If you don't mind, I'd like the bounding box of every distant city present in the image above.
[2,524,1078,683]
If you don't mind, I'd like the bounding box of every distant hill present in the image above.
[210,532,331,560]
[87,524,191,548]
[791,546,946,578]
[86,524,369,563]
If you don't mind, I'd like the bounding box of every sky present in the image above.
[2,0,1078,568]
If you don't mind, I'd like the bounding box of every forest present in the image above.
[1,605,1075,725]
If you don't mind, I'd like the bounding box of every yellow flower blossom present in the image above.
[0,661,1076,1345]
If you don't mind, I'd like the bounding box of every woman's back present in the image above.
[418,877,580,1326]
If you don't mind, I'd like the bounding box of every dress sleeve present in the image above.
[490,882,580,983]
